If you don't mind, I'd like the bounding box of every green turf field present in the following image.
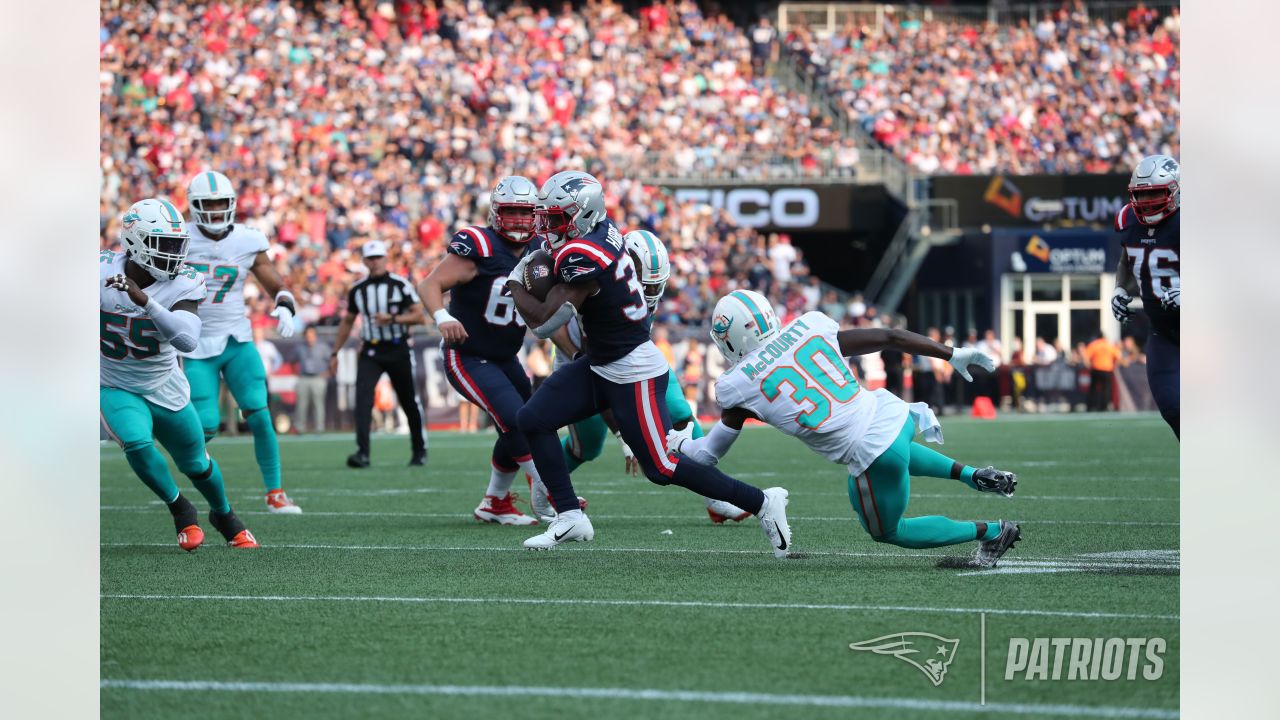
[100,413,1179,719]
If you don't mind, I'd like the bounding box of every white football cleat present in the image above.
[523,511,594,550]
[705,499,751,524]
[757,487,792,559]
[474,494,538,526]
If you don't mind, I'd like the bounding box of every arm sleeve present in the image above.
[677,421,741,465]
[143,296,202,353]
[532,302,577,339]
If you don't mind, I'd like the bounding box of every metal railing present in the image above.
[623,147,899,186]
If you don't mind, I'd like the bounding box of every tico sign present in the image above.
[664,185,856,232]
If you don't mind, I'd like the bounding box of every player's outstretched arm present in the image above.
[837,327,994,381]
[420,254,477,344]
[507,280,593,339]
[668,407,757,465]
[145,298,203,353]
[251,251,298,338]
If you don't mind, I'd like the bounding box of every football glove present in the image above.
[614,430,639,476]
[948,347,995,382]
[1111,287,1134,322]
[1160,286,1180,310]
[271,291,297,338]
[507,252,534,290]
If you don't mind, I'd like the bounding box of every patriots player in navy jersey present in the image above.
[1111,155,1180,438]
[506,171,792,556]
[420,176,548,525]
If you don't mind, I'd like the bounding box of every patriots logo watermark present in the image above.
[711,313,733,338]
[849,632,959,686]
[449,241,472,256]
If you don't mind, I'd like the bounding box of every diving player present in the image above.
[529,230,750,524]
[508,171,791,556]
[420,176,546,526]
[1110,155,1180,439]
[182,170,302,513]
[100,198,258,550]
[671,291,1021,567]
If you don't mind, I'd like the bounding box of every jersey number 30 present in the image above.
[761,337,859,429]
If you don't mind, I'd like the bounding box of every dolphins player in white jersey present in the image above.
[100,198,259,550]
[182,170,301,513]
[671,291,1022,567]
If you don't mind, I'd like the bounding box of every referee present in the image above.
[329,241,428,468]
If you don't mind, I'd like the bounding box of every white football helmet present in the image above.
[534,170,607,249]
[119,198,191,282]
[187,170,237,234]
[1128,155,1180,225]
[488,175,537,243]
[709,290,780,364]
[623,230,670,311]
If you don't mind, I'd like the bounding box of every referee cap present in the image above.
[362,240,387,258]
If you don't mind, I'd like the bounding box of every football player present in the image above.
[529,230,750,524]
[1110,155,1180,439]
[507,171,790,556]
[420,176,546,525]
[670,292,1021,567]
[100,199,258,550]
[182,171,302,513]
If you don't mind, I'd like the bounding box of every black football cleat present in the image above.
[408,450,427,467]
[972,466,1017,497]
[973,521,1021,568]
[346,452,370,469]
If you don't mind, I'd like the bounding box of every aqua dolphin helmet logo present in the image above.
[711,313,733,338]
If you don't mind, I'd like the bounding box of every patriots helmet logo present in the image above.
[711,313,733,338]
[560,176,598,195]
[449,241,472,256]
[849,632,960,686]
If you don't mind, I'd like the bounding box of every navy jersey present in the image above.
[1115,204,1180,343]
[445,226,540,360]
[553,219,651,364]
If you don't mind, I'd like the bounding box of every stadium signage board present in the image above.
[664,185,856,231]
[934,174,1128,228]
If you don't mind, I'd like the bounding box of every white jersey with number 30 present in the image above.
[715,311,910,476]
[183,223,269,359]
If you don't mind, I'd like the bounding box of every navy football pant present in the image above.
[1145,332,1179,439]
[443,348,534,470]
[517,356,765,515]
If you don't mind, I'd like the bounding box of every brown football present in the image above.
[522,249,558,301]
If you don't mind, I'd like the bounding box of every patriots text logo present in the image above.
[849,632,959,686]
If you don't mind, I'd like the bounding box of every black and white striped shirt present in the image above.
[347,272,421,344]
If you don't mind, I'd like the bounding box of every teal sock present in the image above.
[978,521,1001,541]
[244,409,282,491]
[188,457,231,514]
[908,442,980,490]
[562,436,585,473]
[884,516,986,549]
[124,446,180,504]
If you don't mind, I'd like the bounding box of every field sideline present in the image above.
[101,413,1179,719]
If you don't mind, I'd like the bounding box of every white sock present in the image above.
[486,466,517,498]
[557,508,584,522]
[517,458,541,487]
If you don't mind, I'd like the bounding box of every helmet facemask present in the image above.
[535,204,576,248]
[628,250,667,311]
[192,195,236,234]
[134,230,190,281]
[1128,183,1178,225]
[494,202,535,243]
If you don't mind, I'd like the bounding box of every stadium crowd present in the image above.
[785,1,1180,174]
[99,0,845,336]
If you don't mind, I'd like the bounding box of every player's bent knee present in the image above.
[121,439,154,455]
[184,460,215,481]
[515,405,552,434]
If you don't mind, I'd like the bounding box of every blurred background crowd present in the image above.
[99,0,1177,430]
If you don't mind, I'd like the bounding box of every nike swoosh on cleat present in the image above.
[774,522,787,550]
[553,526,575,542]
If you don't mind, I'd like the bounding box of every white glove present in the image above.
[948,347,994,382]
[1111,286,1134,322]
[271,291,297,338]
[507,252,534,289]
[1160,286,1180,310]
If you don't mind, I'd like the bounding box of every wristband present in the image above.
[275,290,297,313]
[433,308,458,326]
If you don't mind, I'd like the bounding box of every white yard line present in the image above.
[98,678,1178,718]
[97,506,1178,527]
[99,592,1178,621]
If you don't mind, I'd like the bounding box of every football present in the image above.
[522,248,557,301]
